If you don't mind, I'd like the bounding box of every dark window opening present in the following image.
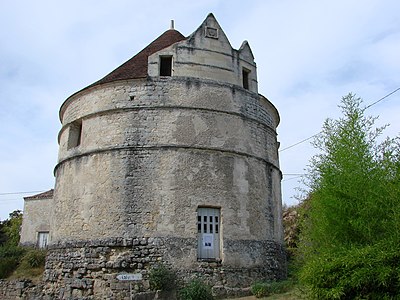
[160,56,172,76]
[242,68,250,90]
[67,120,82,149]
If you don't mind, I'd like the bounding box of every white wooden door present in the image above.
[37,232,49,248]
[197,208,220,260]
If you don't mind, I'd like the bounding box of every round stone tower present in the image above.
[46,14,286,299]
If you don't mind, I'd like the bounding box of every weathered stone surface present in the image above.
[20,194,52,247]
[38,237,285,298]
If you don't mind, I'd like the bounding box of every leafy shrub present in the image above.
[149,264,176,291]
[0,256,19,278]
[10,249,47,280]
[251,281,270,298]
[299,240,400,299]
[0,245,26,278]
[179,279,214,300]
[20,249,47,268]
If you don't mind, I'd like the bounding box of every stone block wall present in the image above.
[41,237,286,299]
[52,77,282,244]
[0,280,45,300]
[48,74,286,297]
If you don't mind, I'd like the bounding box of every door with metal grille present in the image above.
[197,207,220,260]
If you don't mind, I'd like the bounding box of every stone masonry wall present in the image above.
[52,77,282,246]
[50,44,285,298]
[0,280,45,300]
[41,237,286,299]
[0,237,285,299]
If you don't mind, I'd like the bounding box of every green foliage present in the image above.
[251,281,270,298]
[0,256,20,278]
[179,279,214,300]
[11,249,47,279]
[0,245,26,278]
[299,239,400,299]
[0,210,23,247]
[302,94,400,253]
[20,249,47,268]
[0,210,25,278]
[251,280,295,298]
[298,93,400,298]
[149,264,176,291]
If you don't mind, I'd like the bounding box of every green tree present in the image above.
[298,93,400,298]
[1,210,23,247]
[0,210,25,278]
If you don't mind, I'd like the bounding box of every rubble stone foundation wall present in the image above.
[40,237,286,299]
[0,280,45,300]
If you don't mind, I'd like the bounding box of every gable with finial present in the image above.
[148,13,258,92]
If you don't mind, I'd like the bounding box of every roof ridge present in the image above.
[90,29,186,87]
[24,189,54,200]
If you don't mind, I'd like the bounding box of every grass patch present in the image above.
[149,263,176,291]
[251,279,297,298]
[8,249,46,281]
[263,288,301,299]
[179,279,214,300]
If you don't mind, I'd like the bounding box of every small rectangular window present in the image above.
[67,120,82,149]
[160,56,172,76]
[242,68,250,90]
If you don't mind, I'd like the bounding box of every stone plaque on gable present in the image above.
[205,26,218,39]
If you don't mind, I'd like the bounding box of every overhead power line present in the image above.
[364,87,400,110]
[0,190,46,196]
[283,173,305,176]
[279,87,400,153]
[282,175,303,182]
[279,133,321,152]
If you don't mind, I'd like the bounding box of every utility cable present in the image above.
[279,87,400,152]
[0,190,46,196]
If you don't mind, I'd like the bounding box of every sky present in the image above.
[0,0,399,221]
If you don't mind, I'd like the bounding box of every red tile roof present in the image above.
[92,29,186,86]
[24,189,54,200]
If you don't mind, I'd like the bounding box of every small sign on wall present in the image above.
[116,273,142,281]
[202,234,214,249]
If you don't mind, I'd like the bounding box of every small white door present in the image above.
[197,208,220,260]
[37,232,49,248]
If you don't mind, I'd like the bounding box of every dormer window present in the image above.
[160,56,172,76]
[242,68,250,90]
